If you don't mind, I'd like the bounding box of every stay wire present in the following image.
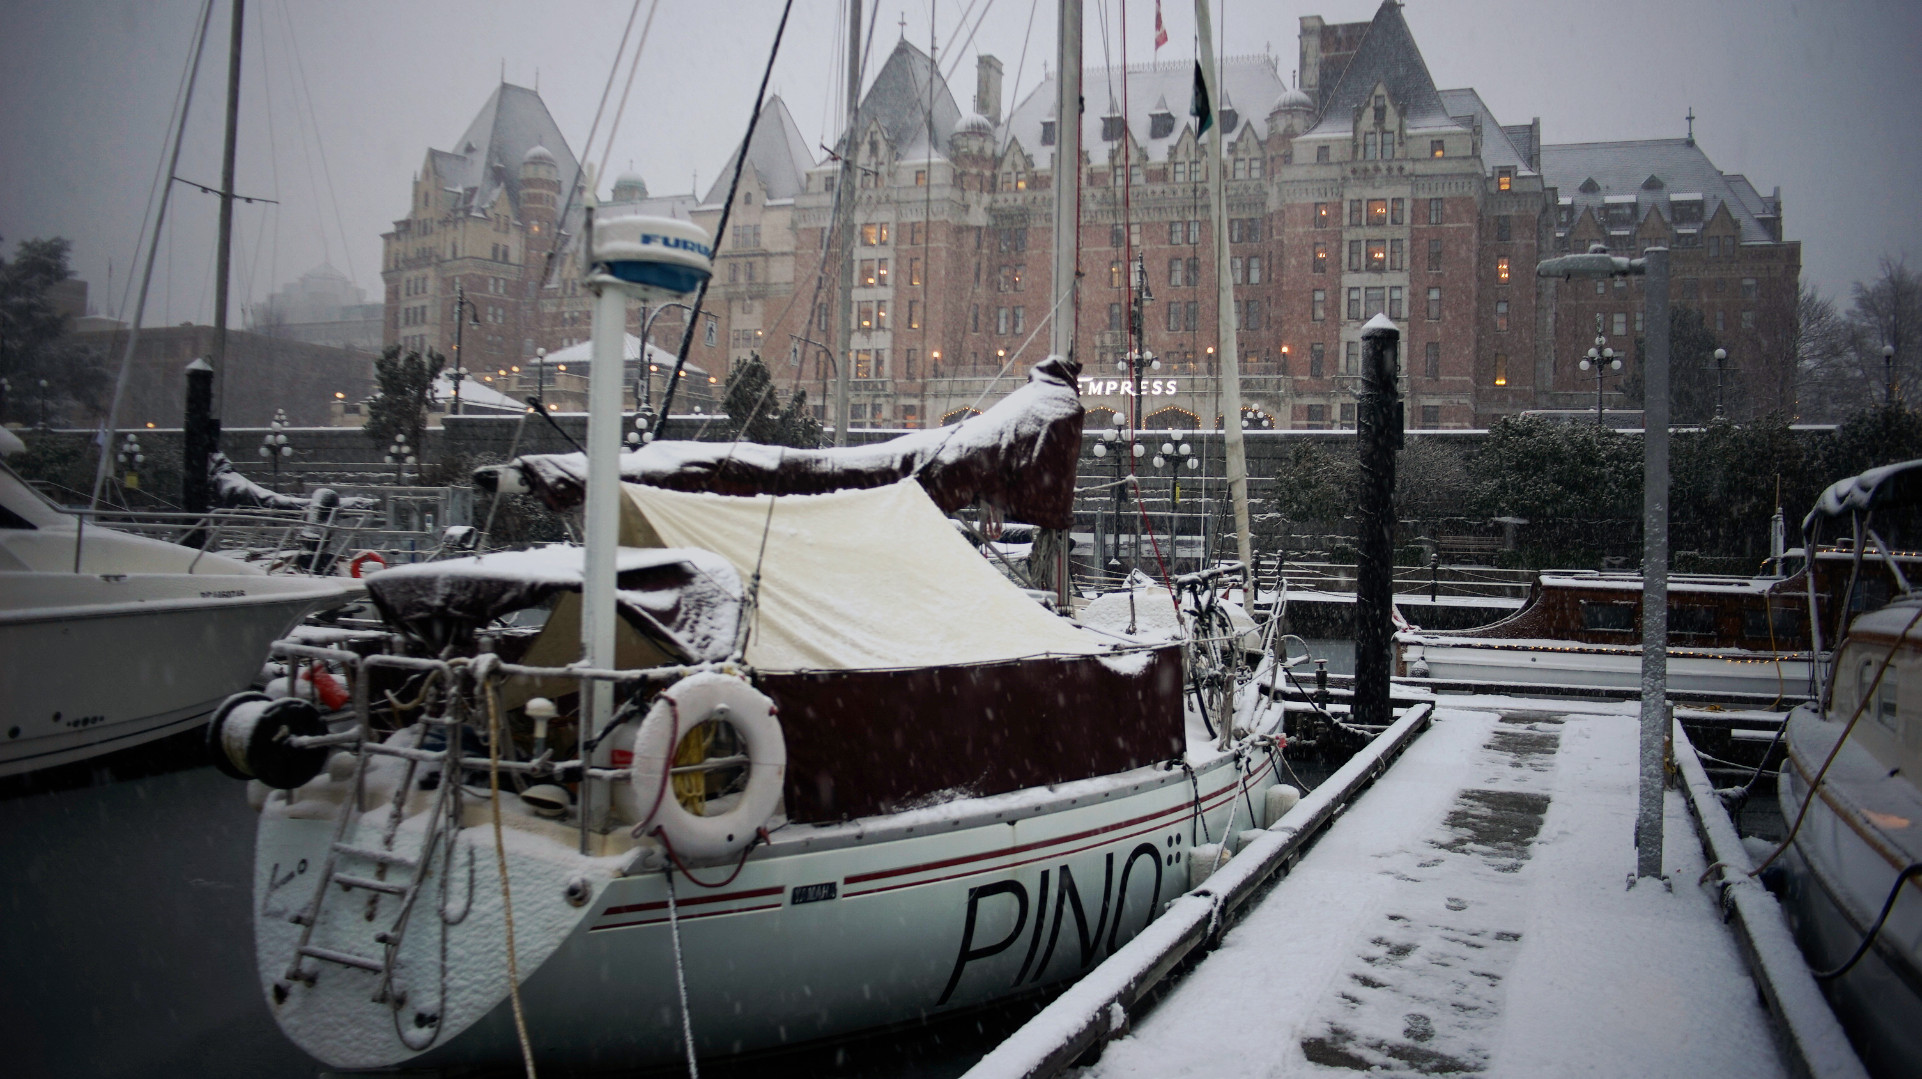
[652,0,799,438]
[593,0,659,189]
[539,0,642,291]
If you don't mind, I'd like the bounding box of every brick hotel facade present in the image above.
[384,1,1798,429]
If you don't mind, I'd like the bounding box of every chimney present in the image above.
[976,54,1004,124]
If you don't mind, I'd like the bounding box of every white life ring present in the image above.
[629,672,784,863]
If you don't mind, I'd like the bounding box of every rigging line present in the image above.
[1005,0,1039,138]
[935,0,992,84]
[594,0,659,192]
[540,0,643,292]
[652,0,798,438]
[254,0,281,305]
[280,0,356,285]
[103,0,207,381]
[269,0,332,271]
[89,0,216,515]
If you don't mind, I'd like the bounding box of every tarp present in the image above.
[501,356,1086,528]
[623,478,1104,672]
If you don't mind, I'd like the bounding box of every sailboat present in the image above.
[204,3,1289,1071]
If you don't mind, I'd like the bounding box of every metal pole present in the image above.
[581,265,628,836]
[832,0,861,446]
[211,0,243,420]
[1353,315,1401,730]
[1195,0,1252,598]
[1637,246,1671,879]
[1044,0,1082,610]
[452,283,465,416]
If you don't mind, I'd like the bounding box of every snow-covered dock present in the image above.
[975,697,1848,1078]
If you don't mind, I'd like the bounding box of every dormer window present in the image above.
[1101,116,1125,142]
[1431,139,1445,158]
[1040,120,1056,146]
[1149,111,1175,139]
[1373,94,1386,125]
[1497,167,1513,191]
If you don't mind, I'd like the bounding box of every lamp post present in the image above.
[1579,334,1622,425]
[1711,347,1729,420]
[1540,241,1672,881]
[450,286,481,416]
[384,431,414,486]
[1090,413,1128,573]
[1154,439,1200,571]
[0,377,10,424]
[37,378,50,428]
[258,408,293,492]
[116,431,145,492]
[1885,344,1898,406]
[639,302,698,415]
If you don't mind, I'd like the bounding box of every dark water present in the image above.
[0,736,1049,1079]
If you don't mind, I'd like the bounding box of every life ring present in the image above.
[348,550,387,578]
[629,672,784,863]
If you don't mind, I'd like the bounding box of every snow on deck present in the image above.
[1085,699,1786,1078]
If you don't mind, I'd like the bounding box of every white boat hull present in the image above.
[1399,635,1810,698]
[0,572,353,775]
[253,749,1273,1070]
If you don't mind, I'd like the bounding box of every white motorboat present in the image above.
[1775,459,1922,1079]
[0,427,357,775]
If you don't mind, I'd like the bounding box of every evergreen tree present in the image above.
[0,236,107,425]
[363,345,444,451]
[721,354,821,448]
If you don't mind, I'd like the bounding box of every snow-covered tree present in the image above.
[0,236,107,426]
[362,345,444,451]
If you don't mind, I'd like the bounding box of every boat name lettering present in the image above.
[640,233,713,259]
[790,882,838,905]
[199,589,247,599]
[936,842,1163,1005]
[1076,377,1180,398]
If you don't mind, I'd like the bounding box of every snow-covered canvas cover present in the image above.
[365,545,741,661]
[623,477,1104,672]
[505,356,1085,528]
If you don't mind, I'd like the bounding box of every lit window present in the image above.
[1494,353,1509,386]
[1366,240,1387,272]
[1313,244,1328,274]
[1497,256,1510,283]
[1314,202,1331,228]
[1367,199,1388,226]
[1430,139,1445,158]
[1497,168,1513,192]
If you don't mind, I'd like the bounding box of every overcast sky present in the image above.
[3,0,1916,328]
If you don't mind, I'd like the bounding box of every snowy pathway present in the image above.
[1084,700,1786,1078]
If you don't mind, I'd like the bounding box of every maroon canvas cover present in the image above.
[497,356,1085,529]
[759,645,1185,823]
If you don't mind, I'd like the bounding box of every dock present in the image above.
[969,695,1863,1079]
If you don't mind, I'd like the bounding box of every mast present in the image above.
[212,0,244,419]
[833,0,862,446]
[1046,0,1082,608]
[1195,0,1253,596]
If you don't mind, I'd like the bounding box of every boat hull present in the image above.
[1399,636,1809,698]
[1776,711,1922,1078]
[0,572,352,775]
[255,750,1272,1071]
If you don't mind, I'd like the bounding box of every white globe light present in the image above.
[1092,442,1107,457]
[1178,442,1191,455]
[1132,443,1144,458]
[1111,413,1125,427]
[1161,442,1174,455]
[258,446,270,457]
[1186,457,1199,470]
[280,445,293,457]
[1579,358,1592,371]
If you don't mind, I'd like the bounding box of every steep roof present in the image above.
[434,83,581,220]
[1301,1,1460,140]
[701,95,818,207]
[1004,54,1283,165]
[1540,138,1780,243]
[1437,88,1532,175]
[835,39,964,165]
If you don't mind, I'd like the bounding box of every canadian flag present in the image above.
[1154,1,1169,49]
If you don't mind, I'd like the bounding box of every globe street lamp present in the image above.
[1154,439,1200,571]
[385,430,415,486]
[450,286,481,416]
[1578,335,1621,426]
[258,409,294,492]
[1885,344,1898,406]
[1710,347,1730,420]
[37,378,50,428]
[116,431,146,492]
[1090,413,1129,573]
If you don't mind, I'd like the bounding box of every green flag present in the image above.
[1191,63,1213,136]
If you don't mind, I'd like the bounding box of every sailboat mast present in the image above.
[833,0,862,447]
[1048,0,1082,609]
[212,0,244,418]
[1195,0,1253,596]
